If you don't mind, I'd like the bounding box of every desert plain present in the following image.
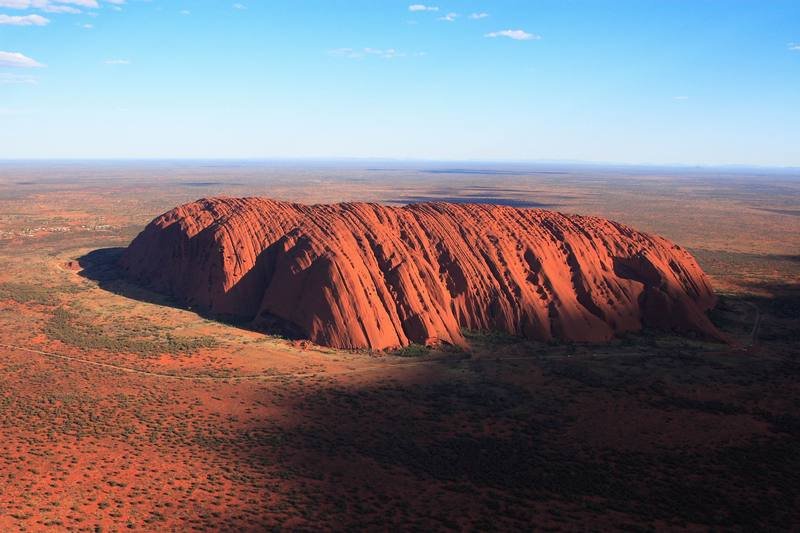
[0,161,798,531]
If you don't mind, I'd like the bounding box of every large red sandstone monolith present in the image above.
[120,197,719,349]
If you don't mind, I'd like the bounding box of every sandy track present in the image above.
[0,335,748,385]
[745,301,761,346]
[0,341,457,382]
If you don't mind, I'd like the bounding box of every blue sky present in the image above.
[1,0,799,165]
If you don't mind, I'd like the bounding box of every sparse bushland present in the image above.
[0,165,798,532]
[0,282,84,306]
[44,307,218,357]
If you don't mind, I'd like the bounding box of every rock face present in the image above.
[120,197,720,349]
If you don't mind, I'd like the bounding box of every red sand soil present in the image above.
[1,167,797,530]
[121,198,719,349]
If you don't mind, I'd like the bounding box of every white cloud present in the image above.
[0,72,37,84]
[408,4,437,12]
[438,12,457,22]
[104,58,130,65]
[179,9,189,15]
[0,50,45,67]
[789,43,800,51]
[0,13,49,24]
[672,96,689,101]
[44,0,98,8]
[40,4,81,14]
[81,22,92,28]
[329,48,360,59]
[0,0,109,13]
[485,29,540,41]
[233,3,245,9]
[469,12,488,19]
[63,0,96,6]
[329,47,422,60]
[0,0,33,7]
[366,47,403,58]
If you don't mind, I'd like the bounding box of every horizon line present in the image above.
[0,157,798,172]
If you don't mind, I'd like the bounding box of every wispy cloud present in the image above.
[469,12,488,19]
[39,4,81,14]
[0,50,45,67]
[438,12,457,22]
[0,13,49,25]
[104,58,130,65]
[367,48,403,59]
[0,0,126,14]
[58,0,98,7]
[233,3,245,9]
[0,72,37,84]
[485,29,540,41]
[672,96,689,101]
[789,43,800,51]
[329,48,367,59]
[0,0,115,14]
[408,4,438,12]
[329,47,423,60]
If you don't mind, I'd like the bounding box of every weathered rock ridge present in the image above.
[120,197,719,349]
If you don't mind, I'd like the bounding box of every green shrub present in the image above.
[390,343,430,357]
[44,307,218,357]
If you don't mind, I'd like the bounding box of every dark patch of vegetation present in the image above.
[44,307,218,357]
[765,413,800,436]
[389,343,431,358]
[0,282,83,305]
[463,328,523,346]
[648,395,742,415]
[545,360,605,387]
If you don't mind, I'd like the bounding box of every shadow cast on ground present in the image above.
[209,347,800,529]
[76,248,298,339]
[75,248,800,529]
